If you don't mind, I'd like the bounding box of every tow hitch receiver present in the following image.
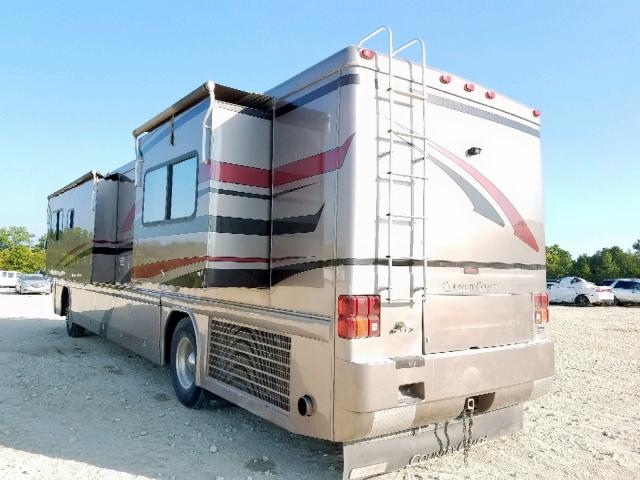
[342,404,523,479]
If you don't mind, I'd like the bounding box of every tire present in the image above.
[614,297,624,306]
[170,318,206,409]
[63,295,85,338]
[575,295,590,307]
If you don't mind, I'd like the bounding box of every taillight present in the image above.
[533,292,549,324]
[596,287,611,292]
[338,295,381,339]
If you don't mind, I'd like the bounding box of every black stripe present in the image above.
[92,243,134,255]
[198,187,271,200]
[272,205,324,235]
[204,268,268,288]
[210,205,324,236]
[275,74,360,118]
[428,94,540,138]
[271,257,545,284]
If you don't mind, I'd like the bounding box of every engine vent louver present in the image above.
[207,318,291,412]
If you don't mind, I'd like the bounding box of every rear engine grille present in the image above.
[207,318,291,411]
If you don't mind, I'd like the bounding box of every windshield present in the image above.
[22,274,45,281]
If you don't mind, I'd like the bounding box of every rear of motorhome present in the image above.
[47,27,554,478]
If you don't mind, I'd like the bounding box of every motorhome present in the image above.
[46,27,554,478]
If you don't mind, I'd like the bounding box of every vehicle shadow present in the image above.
[0,315,341,480]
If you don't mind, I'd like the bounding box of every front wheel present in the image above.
[64,299,85,338]
[575,295,590,307]
[170,318,206,409]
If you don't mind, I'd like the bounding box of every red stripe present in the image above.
[197,133,355,188]
[133,255,308,279]
[133,255,270,279]
[273,133,355,186]
[429,141,540,252]
[121,206,135,233]
[198,161,271,188]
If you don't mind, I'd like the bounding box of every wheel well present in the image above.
[164,310,192,365]
[60,287,69,314]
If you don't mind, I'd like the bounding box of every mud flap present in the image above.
[342,404,524,479]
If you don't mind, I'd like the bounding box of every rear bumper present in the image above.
[334,340,554,441]
[343,403,523,479]
[589,292,614,305]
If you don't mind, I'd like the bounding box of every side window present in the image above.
[1,272,6,278]
[67,209,75,229]
[618,281,630,289]
[143,153,197,224]
[51,209,63,241]
[8,272,15,278]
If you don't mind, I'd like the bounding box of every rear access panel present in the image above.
[423,293,533,353]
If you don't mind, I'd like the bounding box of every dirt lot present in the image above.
[0,290,638,480]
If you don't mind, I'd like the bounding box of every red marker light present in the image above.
[464,83,475,92]
[439,74,452,84]
[359,48,375,60]
[532,109,542,118]
[485,90,496,100]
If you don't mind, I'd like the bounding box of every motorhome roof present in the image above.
[132,81,273,138]
[47,170,102,199]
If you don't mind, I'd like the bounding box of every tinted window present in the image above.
[615,281,631,289]
[8,272,15,278]
[1,272,6,277]
[169,156,197,219]
[67,209,75,229]
[51,210,63,241]
[143,153,197,224]
[143,167,168,223]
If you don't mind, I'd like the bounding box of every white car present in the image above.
[15,274,51,295]
[0,270,19,288]
[610,278,640,305]
[548,276,614,306]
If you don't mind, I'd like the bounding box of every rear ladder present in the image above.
[358,26,428,304]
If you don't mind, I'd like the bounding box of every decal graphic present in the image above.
[428,140,539,252]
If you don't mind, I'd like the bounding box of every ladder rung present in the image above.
[386,213,426,221]
[389,130,427,140]
[384,256,425,262]
[383,297,419,304]
[386,171,428,181]
[389,88,427,101]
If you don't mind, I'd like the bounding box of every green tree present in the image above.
[545,244,574,279]
[0,226,34,249]
[0,245,45,273]
[572,254,592,278]
[592,250,620,282]
[633,239,640,255]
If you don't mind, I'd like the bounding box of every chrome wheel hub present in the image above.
[176,336,196,390]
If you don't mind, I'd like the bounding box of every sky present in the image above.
[0,0,638,257]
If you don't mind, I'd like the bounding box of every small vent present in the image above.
[208,318,291,411]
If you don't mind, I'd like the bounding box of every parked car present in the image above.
[609,278,640,305]
[548,276,614,306]
[15,274,51,295]
[0,270,19,288]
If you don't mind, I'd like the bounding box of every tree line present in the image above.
[0,226,46,273]
[546,240,640,282]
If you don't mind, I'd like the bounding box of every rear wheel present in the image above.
[575,295,590,307]
[170,318,206,409]
[63,293,85,337]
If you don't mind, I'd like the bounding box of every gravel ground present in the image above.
[0,289,638,480]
